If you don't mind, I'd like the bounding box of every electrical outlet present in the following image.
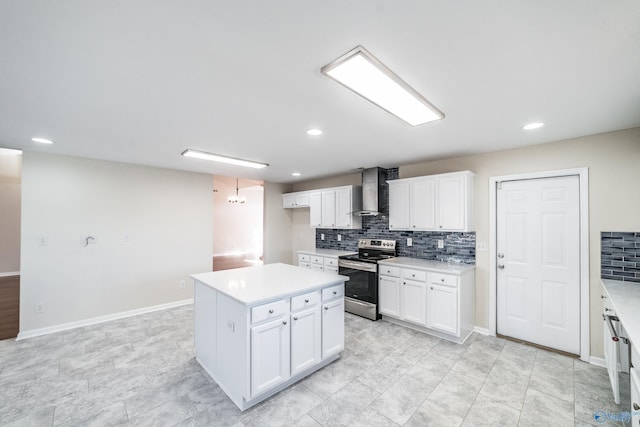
[321,233,325,241]
[477,242,487,252]
[179,280,185,289]
[437,239,445,249]
[337,234,342,241]
[35,303,45,313]
[407,238,412,247]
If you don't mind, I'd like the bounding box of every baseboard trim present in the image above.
[474,326,491,336]
[17,298,194,340]
[589,356,606,368]
[0,271,20,277]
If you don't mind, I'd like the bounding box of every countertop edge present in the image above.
[601,278,640,355]
[378,257,476,274]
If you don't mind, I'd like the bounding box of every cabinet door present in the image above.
[388,182,410,230]
[309,192,322,227]
[335,187,352,228]
[283,194,296,208]
[321,191,336,228]
[401,279,427,325]
[426,283,458,335]
[378,275,401,317]
[322,299,344,358]
[438,175,465,230]
[251,318,290,397]
[291,306,321,375]
[631,368,640,427]
[411,179,436,230]
[295,193,310,208]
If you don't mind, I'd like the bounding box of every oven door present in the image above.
[338,260,377,304]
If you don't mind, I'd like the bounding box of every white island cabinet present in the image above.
[192,263,346,411]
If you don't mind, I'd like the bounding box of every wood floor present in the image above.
[0,275,19,340]
[212,255,263,271]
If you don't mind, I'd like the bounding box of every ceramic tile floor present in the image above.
[0,305,625,426]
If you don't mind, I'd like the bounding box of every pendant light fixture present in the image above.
[228,178,246,204]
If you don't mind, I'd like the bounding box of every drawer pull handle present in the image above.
[634,403,639,411]
[293,317,298,321]
[430,287,434,290]
[304,299,309,303]
[441,278,445,282]
[282,321,287,325]
[324,306,329,311]
[268,309,274,314]
[333,291,337,295]
[600,295,607,299]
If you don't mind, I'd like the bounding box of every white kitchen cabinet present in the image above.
[426,279,458,335]
[250,316,290,397]
[322,297,344,359]
[335,187,353,228]
[290,301,321,375]
[298,254,310,269]
[631,367,640,427]
[378,259,475,344]
[388,171,474,232]
[378,274,401,317]
[282,191,310,208]
[321,191,336,228]
[309,192,322,227]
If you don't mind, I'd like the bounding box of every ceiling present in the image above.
[1,1,639,184]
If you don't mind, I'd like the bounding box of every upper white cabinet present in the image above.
[388,171,474,232]
[282,191,311,208]
[309,185,362,229]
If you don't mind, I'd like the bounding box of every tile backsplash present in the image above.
[315,167,476,264]
[601,232,640,283]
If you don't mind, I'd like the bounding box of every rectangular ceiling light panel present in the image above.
[321,46,444,126]
[181,149,268,169]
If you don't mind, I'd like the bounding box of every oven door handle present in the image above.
[338,260,377,273]
[604,314,629,344]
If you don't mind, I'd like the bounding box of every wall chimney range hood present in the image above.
[353,167,387,216]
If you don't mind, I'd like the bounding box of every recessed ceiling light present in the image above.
[0,148,22,156]
[321,45,444,126]
[32,137,54,144]
[292,172,301,177]
[306,129,322,136]
[181,149,268,169]
[523,122,544,130]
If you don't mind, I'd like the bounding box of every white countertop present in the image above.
[378,257,476,274]
[601,279,640,355]
[297,248,357,258]
[191,263,348,305]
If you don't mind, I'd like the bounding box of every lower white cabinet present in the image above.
[631,367,640,427]
[297,252,341,274]
[322,298,344,358]
[290,304,321,375]
[251,316,290,396]
[378,261,475,343]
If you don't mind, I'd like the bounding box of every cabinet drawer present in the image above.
[322,284,344,301]
[252,299,289,324]
[324,266,338,274]
[299,262,310,269]
[324,257,338,267]
[379,266,400,277]
[291,291,320,311]
[298,254,310,263]
[402,269,427,282]
[311,256,323,265]
[429,273,458,287]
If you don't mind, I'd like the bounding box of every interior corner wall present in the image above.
[20,152,213,333]
[0,155,21,273]
[262,181,293,264]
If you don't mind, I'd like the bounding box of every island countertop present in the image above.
[191,263,348,306]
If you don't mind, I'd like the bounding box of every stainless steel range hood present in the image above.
[353,167,387,217]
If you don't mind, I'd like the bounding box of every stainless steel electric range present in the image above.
[338,239,397,320]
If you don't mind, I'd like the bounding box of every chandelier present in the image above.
[228,178,246,204]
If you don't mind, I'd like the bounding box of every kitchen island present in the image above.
[191,263,347,411]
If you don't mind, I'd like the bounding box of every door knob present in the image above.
[498,264,505,269]
[497,253,504,259]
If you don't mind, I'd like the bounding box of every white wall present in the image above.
[0,155,21,273]
[212,176,263,258]
[20,152,213,333]
[262,181,293,264]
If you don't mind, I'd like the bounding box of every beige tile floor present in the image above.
[0,305,626,426]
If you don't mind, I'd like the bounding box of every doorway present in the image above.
[489,168,590,361]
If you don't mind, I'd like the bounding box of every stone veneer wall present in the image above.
[315,168,476,264]
[601,232,640,283]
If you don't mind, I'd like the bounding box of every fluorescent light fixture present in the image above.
[181,149,268,169]
[321,46,444,126]
[32,137,54,144]
[523,122,544,130]
[0,148,23,156]
[292,172,301,177]
[306,129,322,136]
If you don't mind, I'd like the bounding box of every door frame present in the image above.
[489,168,590,362]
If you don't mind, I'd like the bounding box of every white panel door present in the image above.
[497,176,580,354]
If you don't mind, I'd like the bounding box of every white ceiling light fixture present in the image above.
[181,149,268,169]
[292,172,301,177]
[0,148,23,155]
[32,137,54,144]
[306,129,323,136]
[523,122,544,130]
[321,45,444,126]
